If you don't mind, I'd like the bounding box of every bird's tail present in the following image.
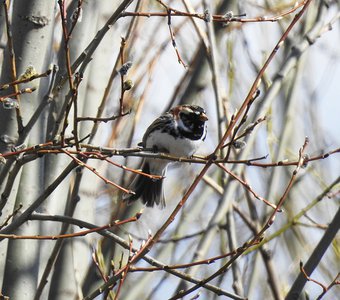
[123,160,166,208]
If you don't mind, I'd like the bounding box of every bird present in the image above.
[123,104,208,208]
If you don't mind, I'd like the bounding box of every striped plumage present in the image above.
[124,105,208,208]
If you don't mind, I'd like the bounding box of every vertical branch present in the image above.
[157,0,187,68]
[69,0,84,37]
[58,0,74,92]
[225,210,244,296]
[203,1,225,143]
[58,0,80,149]
[119,37,127,115]
[2,0,23,132]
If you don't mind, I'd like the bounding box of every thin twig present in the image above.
[0,67,53,90]
[216,163,279,210]
[77,110,130,123]
[25,214,246,300]
[170,135,310,299]
[2,0,24,132]
[121,1,306,24]
[245,175,340,254]
[20,65,59,143]
[157,0,187,68]
[0,87,37,102]
[60,149,135,195]
[0,204,23,230]
[0,162,77,236]
[0,212,141,240]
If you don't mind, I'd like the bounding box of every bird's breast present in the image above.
[146,129,203,157]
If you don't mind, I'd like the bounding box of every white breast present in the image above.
[145,128,205,157]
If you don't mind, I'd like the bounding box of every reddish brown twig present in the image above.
[2,0,24,131]
[118,37,128,115]
[60,149,135,195]
[121,1,307,24]
[114,236,134,300]
[0,142,53,158]
[102,156,163,180]
[299,261,327,291]
[76,110,130,122]
[128,238,262,273]
[68,0,84,37]
[103,234,153,300]
[0,212,141,240]
[0,67,53,91]
[135,5,314,289]
[223,89,261,160]
[58,0,83,149]
[0,87,37,103]
[157,0,187,68]
[299,262,340,299]
[222,116,266,149]
[172,139,310,298]
[92,247,110,283]
[170,134,309,299]
[1,139,337,174]
[76,143,340,168]
[216,163,279,210]
[213,1,307,23]
[316,272,340,300]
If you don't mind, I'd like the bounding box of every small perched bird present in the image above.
[124,105,208,208]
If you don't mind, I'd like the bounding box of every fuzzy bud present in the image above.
[204,9,211,22]
[123,79,134,91]
[2,98,19,110]
[72,7,82,22]
[223,11,234,19]
[19,65,37,80]
[302,154,309,169]
[233,140,246,150]
[119,61,133,76]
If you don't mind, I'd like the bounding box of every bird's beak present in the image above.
[199,112,208,121]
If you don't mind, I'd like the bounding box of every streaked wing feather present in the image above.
[141,112,173,147]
